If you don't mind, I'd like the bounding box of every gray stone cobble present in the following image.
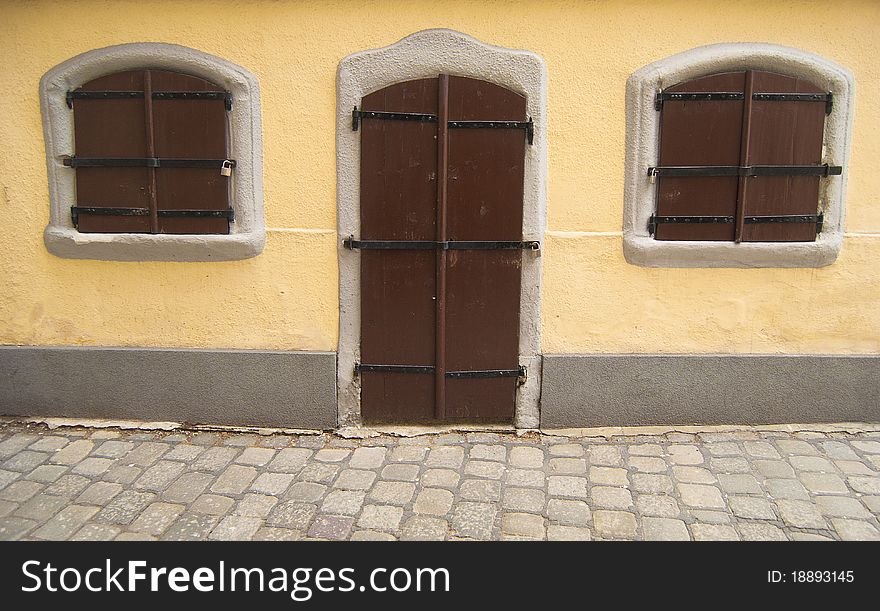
[3,421,880,540]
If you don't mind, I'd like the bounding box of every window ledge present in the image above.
[623,43,854,268]
[40,42,265,261]
[623,231,843,269]
[44,226,265,262]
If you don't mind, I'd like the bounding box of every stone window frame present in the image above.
[623,43,854,268]
[40,42,265,261]
[335,29,548,428]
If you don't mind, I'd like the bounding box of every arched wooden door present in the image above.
[349,75,533,423]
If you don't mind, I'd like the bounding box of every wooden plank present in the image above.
[733,70,756,241]
[740,71,825,242]
[359,78,438,423]
[656,72,745,241]
[435,75,450,420]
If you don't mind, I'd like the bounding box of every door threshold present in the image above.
[338,423,523,439]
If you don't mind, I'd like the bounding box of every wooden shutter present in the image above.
[69,69,231,234]
[653,70,836,242]
[356,75,528,423]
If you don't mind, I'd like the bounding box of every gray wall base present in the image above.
[0,346,336,429]
[541,354,880,428]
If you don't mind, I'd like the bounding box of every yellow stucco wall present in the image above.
[1,0,878,354]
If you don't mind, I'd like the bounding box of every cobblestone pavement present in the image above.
[1,420,879,541]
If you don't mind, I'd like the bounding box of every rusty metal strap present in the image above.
[63,157,236,169]
[446,367,525,379]
[355,364,435,374]
[448,119,534,145]
[753,92,833,114]
[648,164,842,178]
[343,237,539,251]
[67,90,232,110]
[351,108,438,130]
[655,92,744,110]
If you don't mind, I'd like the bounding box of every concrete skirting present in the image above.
[541,354,880,428]
[0,346,336,429]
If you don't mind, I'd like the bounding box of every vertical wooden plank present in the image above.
[143,70,159,233]
[359,78,438,423]
[72,70,150,233]
[740,71,826,242]
[656,72,746,241]
[434,74,449,420]
[444,76,525,422]
[150,70,229,234]
[733,70,756,242]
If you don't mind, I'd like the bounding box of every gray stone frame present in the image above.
[40,43,265,261]
[624,43,854,268]
[336,29,548,428]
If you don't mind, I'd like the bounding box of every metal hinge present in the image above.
[752,92,832,114]
[648,214,824,235]
[67,90,232,110]
[646,164,842,178]
[655,91,743,111]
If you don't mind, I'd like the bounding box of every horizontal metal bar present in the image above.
[63,157,236,169]
[648,164,842,178]
[151,91,232,110]
[448,119,534,145]
[343,237,540,251]
[651,215,735,225]
[753,92,832,113]
[443,240,540,250]
[655,92,744,110]
[352,108,438,130]
[70,206,149,226]
[446,367,525,379]
[343,238,437,250]
[158,209,235,220]
[71,207,234,225]
[744,214,822,224]
[355,364,526,379]
[355,364,435,374]
[649,214,823,235]
[67,90,232,110]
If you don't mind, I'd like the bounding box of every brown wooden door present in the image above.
[356,75,529,424]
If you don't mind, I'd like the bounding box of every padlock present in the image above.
[220,160,233,177]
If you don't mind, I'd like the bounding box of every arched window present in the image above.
[67,69,233,235]
[41,43,264,261]
[650,70,837,243]
[623,44,854,268]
